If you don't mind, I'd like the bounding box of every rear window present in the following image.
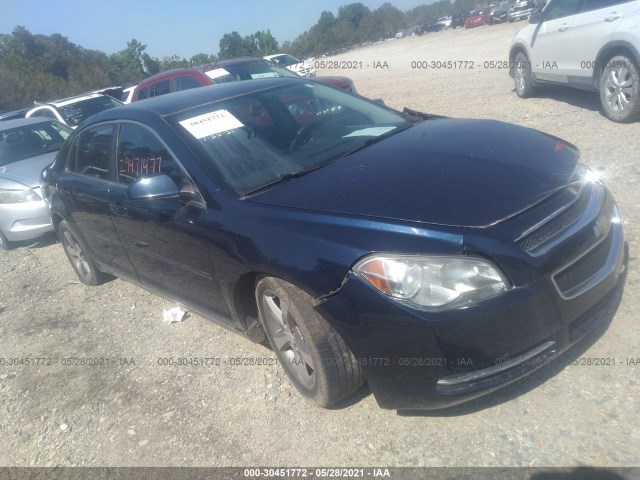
[58,96,122,127]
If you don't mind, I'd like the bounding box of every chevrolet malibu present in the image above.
[42,78,627,409]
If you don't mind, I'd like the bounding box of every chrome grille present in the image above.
[517,183,591,253]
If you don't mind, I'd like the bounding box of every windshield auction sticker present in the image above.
[343,126,396,138]
[179,110,244,139]
[205,68,231,80]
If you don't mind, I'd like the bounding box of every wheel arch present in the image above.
[593,41,640,90]
[509,43,530,77]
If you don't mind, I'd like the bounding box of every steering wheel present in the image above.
[288,121,321,153]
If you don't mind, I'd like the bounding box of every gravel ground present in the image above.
[0,21,639,469]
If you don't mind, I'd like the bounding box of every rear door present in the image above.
[57,123,136,279]
[108,122,228,316]
[563,0,638,83]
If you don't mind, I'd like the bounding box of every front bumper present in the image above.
[316,196,626,410]
[0,201,53,241]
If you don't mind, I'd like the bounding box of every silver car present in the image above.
[0,118,71,249]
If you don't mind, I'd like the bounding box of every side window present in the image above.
[65,125,114,180]
[138,87,150,100]
[152,80,171,97]
[544,0,581,19]
[116,123,188,188]
[175,76,202,91]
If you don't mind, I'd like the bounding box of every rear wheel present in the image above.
[256,277,364,407]
[514,51,537,98]
[600,54,640,123]
[58,220,106,286]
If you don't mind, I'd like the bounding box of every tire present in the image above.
[0,230,16,250]
[514,51,537,98]
[57,220,106,286]
[255,276,365,407]
[600,54,640,123]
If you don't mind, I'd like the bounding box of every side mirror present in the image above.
[529,11,543,24]
[127,174,179,200]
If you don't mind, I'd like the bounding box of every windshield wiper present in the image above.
[242,125,412,198]
[242,161,334,198]
[333,124,413,162]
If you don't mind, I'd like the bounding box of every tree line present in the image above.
[1,0,486,112]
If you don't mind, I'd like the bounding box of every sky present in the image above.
[2,0,431,59]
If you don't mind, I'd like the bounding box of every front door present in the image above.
[108,122,229,318]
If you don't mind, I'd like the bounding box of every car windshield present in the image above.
[57,96,122,127]
[170,82,410,197]
[0,121,72,166]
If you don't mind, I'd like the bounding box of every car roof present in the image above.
[0,116,60,132]
[214,57,265,67]
[136,68,206,85]
[88,77,303,123]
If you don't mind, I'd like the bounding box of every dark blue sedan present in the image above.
[42,78,627,409]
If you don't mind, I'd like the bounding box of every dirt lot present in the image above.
[1,21,639,469]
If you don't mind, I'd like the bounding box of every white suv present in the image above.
[509,0,640,122]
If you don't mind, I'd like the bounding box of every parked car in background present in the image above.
[489,2,510,24]
[130,59,357,102]
[132,69,214,102]
[418,21,445,34]
[395,31,404,38]
[0,108,29,122]
[264,54,316,77]
[0,118,72,249]
[510,0,640,123]
[465,10,491,28]
[201,58,357,94]
[43,77,626,409]
[450,12,468,28]
[25,93,122,129]
[438,16,452,28]
[509,0,535,22]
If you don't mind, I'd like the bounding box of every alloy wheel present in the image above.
[61,230,93,283]
[261,289,316,389]
[603,62,634,113]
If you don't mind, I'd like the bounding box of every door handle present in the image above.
[110,203,128,215]
[605,12,621,22]
[559,23,570,32]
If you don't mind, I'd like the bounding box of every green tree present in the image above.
[218,31,248,59]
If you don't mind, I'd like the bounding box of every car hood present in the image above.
[0,151,57,188]
[248,118,580,228]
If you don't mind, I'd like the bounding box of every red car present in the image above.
[132,58,356,102]
[464,10,490,28]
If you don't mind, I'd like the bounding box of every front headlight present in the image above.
[354,254,511,311]
[0,187,42,204]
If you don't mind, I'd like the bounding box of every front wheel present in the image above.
[600,54,640,123]
[514,51,536,98]
[256,277,364,407]
[58,220,106,286]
